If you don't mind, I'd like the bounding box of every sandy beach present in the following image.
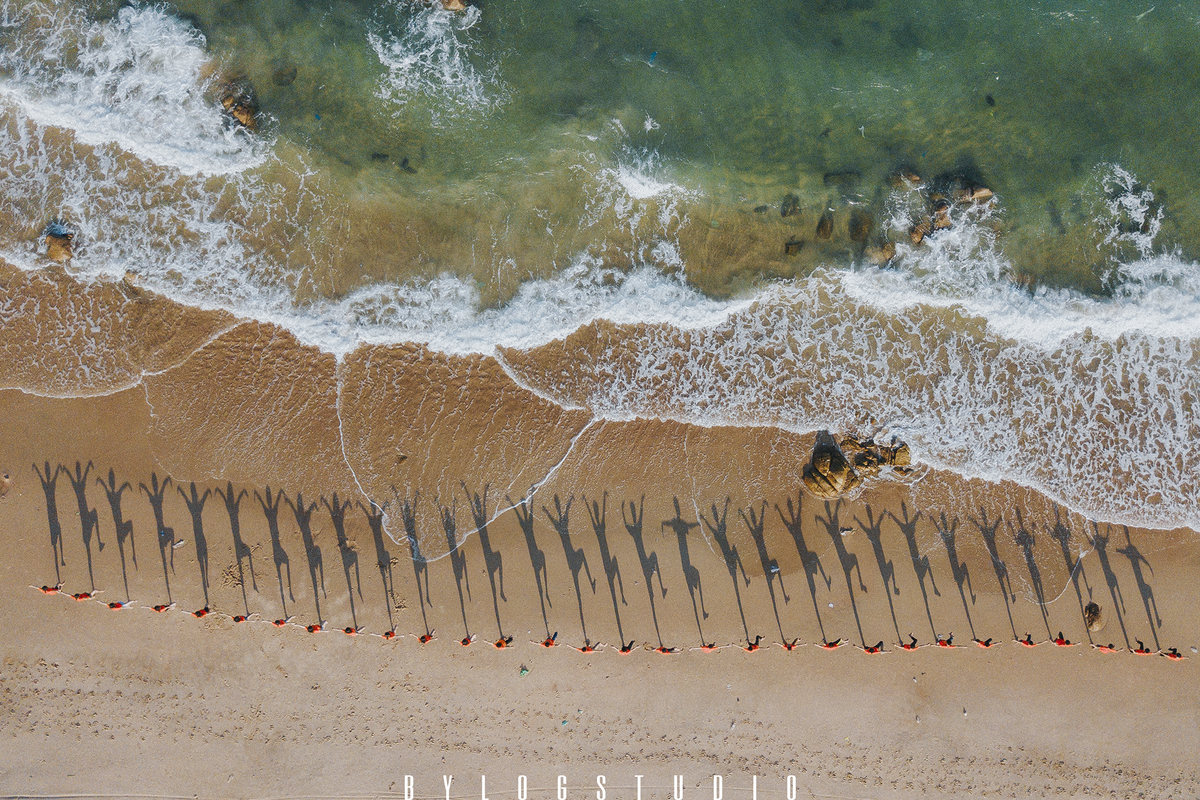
[2,287,1199,797]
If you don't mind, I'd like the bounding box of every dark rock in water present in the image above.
[909,217,932,245]
[754,205,770,214]
[816,209,833,239]
[848,208,873,242]
[823,169,861,191]
[819,127,832,138]
[784,237,804,256]
[272,62,298,87]
[371,152,390,161]
[986,93,996,107]
[887,167,922,189]
[1046,200,1066,235]
[781,193,801,218]
[219,78,259,131]
[400,157,418,174]
[932,200,952,229]
[864,240,895,264]
[45,230,73,263]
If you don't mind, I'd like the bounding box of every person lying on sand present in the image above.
[820,638,846,650]
[861,641,886,654]
[344,626,364,636]
[1016,633,1038,647]
[306,622,326,633]
[618,640,637,654]
[777,638,803,651]
[378,629,397,640]
[71,591,99,601]
[272,616,293,627]
[1132,640,1153,655]
[1092,643,1120,653]
[1053,631,1074,646]
[744,635,764,652]
[493,636,514,649]
[231,614,250,623]
[653,645,679,654]
[106,600,136,609]
[33,583,63,594]
[1163,647,1185,660]
[535,632,558,647]
[935,633,957,648]
[574,639,603,653]
[973,638,996,648]
[899,634,920,651]
[152,603,175,613]
[418,631,435,643]
[192,606,211,618]
[459,634,476,646]
[691,641,722,652]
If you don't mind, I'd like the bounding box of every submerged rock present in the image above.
[849,208,874,242]
[44,222,74,263]
[784,237,804,255]
[816,209,833,239]
[781,192,801,218]
[864,240,895,264]
[271,61,298,87]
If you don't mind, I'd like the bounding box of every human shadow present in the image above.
[464,483,506,639]
[742,500,789,640]
[255,486,294,616]
[1117,526,1162,650]
[584,492,627,644]
[816,499,868,646]
[663,497,707,645]
[1087,522,1130,648]
[216,483,256,615]
[140,473,175,602]
[856,505,900,642]
[440,500,472,640]
[1049,509,1092,643]
[888,502,939,639]
[702,497,752,644]
[394,493,428,635]
[34,462,66,584]
[509,491,552,638]
[323,493,360,629]
[66,461,104,591]
[177,482,212,605]
[544,494,596,641]
[97,469,137,600]
[970,508,1016,639]
[624,495,667,647]
[935,512,976,640]
[776,490,830,641]
[359,499,395,630]
[1009,508,1051,638]
[287,492,325,622]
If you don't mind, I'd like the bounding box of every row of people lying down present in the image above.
[34,583,1188,660]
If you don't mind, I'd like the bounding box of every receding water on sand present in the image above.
[0,0,1199,531]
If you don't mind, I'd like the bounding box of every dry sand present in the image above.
[2,378,1200,799]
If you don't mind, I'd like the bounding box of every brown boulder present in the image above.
[219,79,259,131]
[803,432,912,498]
[45,232,73,262]
[816,209,833,239]
[864,240,895,264]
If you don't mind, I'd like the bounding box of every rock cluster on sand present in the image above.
[803,430,911,498]
[43,223,74,263]
[905,173,994,245]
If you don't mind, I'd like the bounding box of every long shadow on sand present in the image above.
[935,512,976,640]
[544,494,596,643]
[178,483,212,606]
[464,483,506,640]
[970,508,1016,640]
[888,503,939,639]
[66,461,104,592]
[1049,509,1093,644]
[1087,523,1130,649]
[140,473,175,604]
[1117,526,1162,651]
[510,492,552,639]
[816,499,868,647]
[584,492,627,644]
[776,490,830,642]
[702,497,753,645]
[323,493,361,629]
[256,486,294,618]
[663,497,707,646]
[856,505,900,643]
[97,469,136,601]
[440,500,472,641]
[360,499,395,631]
[624,496,667,647]
[35,462,67,584]
[1009,509,1051,638]
[742,501,789,641]
[287,492,325,623]
[217,483,257,615]
[396,494,429,637]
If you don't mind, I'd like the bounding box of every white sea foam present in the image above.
[369,1,506,124]
[0,2,268,175]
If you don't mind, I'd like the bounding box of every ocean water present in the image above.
[1,0,1199,532]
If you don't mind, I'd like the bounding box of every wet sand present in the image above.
[2,272,1200,797]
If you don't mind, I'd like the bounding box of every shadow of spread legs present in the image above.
[178,482,212,606]
[510,491,552,638]
[742,500,789,641]
[888,502,939,639]
[464,483,506,639]
[703,497,752,644]
[1117,526,1162,650]
[971,508,1016,639]
[140,472,175,603]
[624,496,666,647]
[545,494,596,643]
[66,461,103,592]
[816,499,867,647]
[584,492,626,644]
[217,483,255,615]
[776,490,829,642]
[98,469,136,600]
[935,512,975,640]
[324,493,360,628]
[663,497,706,646]
[35,462,66,585]
[856,505,900,642]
